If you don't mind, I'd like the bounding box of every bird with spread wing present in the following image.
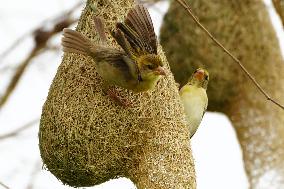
[61,5,166,106]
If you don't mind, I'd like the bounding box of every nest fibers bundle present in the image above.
[39,0,196,188]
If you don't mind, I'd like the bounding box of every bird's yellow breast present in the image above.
[179,84,208,137]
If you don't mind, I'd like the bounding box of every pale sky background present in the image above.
[0,0,283,188]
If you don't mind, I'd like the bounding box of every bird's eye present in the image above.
[147,65,155,69]
[205,75,209,80]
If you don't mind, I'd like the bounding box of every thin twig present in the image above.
[0,1,83,64]
[0,15,79,110]
[0,119,39,140]
[0,181,10,189]
[0,48,40,109]
[176,0,284,110]
[0,32,30,63]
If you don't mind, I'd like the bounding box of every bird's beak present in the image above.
[154,66,166,76]
[194,69,205,81]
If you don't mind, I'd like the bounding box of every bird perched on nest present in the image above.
[61,5,166,98]
[179,68,209,138]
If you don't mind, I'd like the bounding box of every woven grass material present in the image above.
[39,0,196,188]
[160,0,284,188]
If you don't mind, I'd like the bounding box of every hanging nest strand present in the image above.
[39,0,196,188]
[160,0,284,188]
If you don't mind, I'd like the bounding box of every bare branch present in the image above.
[46,45,61,52]
[0,119,39,140]
[176,0,284,110]
[272,0,284,27]
[0,1,83,63]
[0,48,40,109]
[0,32,30,64]
[0,181,10,189]
[0,6,80,110]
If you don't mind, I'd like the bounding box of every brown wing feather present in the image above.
[115,23,146,54]
[125,13,144,40]
[124,5,157,54]
[137,5,157,53]
[134,5,153,46]
[126,8,149,43]
[111,28,134,58]
[111,4,157,57]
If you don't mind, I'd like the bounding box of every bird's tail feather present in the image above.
[62,28,93,56]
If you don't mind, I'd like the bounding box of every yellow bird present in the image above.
[179,68,209,138]
[61,5,166,94]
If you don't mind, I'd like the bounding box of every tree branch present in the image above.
[0,2,83,64]
[176,0,284,110]
[0,4,81,110]
[0,181,9,189]
[0,119,39,140]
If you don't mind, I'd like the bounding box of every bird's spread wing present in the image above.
[111,4,158,59]
[92,47,135,81]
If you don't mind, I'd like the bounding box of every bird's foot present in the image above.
[105,88,132,108]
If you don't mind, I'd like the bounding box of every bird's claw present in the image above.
[106,88,132,108]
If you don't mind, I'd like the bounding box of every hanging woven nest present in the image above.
[39,0,196,188]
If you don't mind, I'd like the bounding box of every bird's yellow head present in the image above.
[189,68,209,89]
[137,54,166,81]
